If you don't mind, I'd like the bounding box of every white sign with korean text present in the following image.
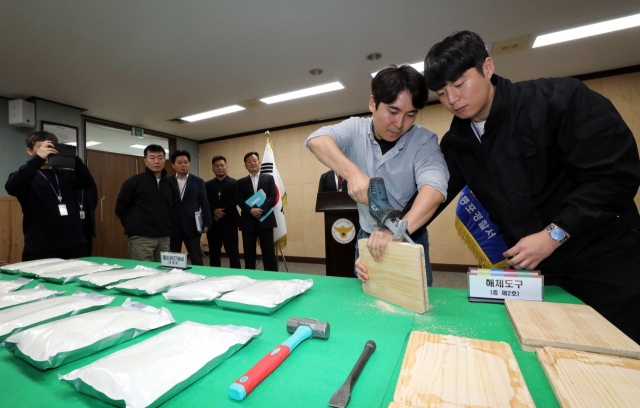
[161,252,188,269]
[468,273,544,302]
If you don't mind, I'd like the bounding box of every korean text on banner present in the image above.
[455,185,509,268]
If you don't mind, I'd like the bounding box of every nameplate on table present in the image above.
[468,268,544,303]
[160,252,188,269]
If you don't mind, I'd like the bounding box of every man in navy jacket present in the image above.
[236,152,278,271]
[168,150,212,266]
[6,131,95,261]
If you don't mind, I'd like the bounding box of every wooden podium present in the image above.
[315,192,360,278]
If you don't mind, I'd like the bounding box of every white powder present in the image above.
[0,284,64,310]
[0,291,115,341]
[0,258,63,273]
[78,266,158,288]
[60,321,261,408]
[7,299,174,367]
[39,264,123,284]
[19,260,98,275]
[110,270,205,295]
[0,277,32,294]
[163,275,256,302]
[217,278,313,307]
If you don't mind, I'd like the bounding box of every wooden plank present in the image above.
[505,300,640,359]
[537,347,640,408]
[392,331,535,408]
[359,239,428,313]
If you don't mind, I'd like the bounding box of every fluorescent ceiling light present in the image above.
[66,141,101,147]
[260,82,344,104]
[533,12,640,48]
[181,105,245,122]
[371,61,424,78]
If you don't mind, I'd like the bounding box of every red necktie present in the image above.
[337,175,343,192]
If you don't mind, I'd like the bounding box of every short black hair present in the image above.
[243,152,259,163]
[170,149,190,163]
[371,64,428,110]
[144,144,166,158]
[26,131,58,149]
[424,31,489,91]
[212,155,227,165]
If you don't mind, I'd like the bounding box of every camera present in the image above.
[48,142,76,169]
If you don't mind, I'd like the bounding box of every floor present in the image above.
[201,256,468,289]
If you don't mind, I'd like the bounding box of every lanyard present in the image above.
[177,175,187,199]
[217,180,223,200]
[78,190,84,210]
[38,170,62,202]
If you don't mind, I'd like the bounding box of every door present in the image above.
[86,150,138,259]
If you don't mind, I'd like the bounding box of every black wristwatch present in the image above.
[546,224,569,244]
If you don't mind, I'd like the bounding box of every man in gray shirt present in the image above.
[306,65,448,285]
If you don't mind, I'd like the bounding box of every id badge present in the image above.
[79,210,86,220]
[58,204,68,216]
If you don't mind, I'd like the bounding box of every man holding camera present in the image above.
[6,131,95,261]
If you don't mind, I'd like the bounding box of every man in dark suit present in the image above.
[205,155,241,268]
[318,169,348,193]
[236,151,278,271]
[77,181,99,255]
[168,150,212,265]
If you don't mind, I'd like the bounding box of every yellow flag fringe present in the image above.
[454,217,510,269]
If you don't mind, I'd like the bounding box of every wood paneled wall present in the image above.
[0,197,23,264]
[200,71,640,265]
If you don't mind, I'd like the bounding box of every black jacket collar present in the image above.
[144,166,168,179]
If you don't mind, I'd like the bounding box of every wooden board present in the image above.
[359,239,428,313]
[505,299,640,359]
[391,331,535,408]
[537,347,640,408]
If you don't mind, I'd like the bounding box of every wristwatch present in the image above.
[546,224,569,244]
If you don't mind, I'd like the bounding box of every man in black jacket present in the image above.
[77,181,99,255]
[407,31,640,341]
[205,155,241,268]
[168,150,212,266]
[6,131,95,261]
[236,152,278,271]
[115,144,178,262]
[318,169,348,193]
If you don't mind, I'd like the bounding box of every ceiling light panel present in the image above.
[181,105,245,122]
[533,12,640,48]
[260,82,345,104]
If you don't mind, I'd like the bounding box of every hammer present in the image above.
[228,317,330,401]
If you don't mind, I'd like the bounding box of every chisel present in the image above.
[328,340,376,408]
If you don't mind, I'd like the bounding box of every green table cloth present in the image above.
[0,257,578,407]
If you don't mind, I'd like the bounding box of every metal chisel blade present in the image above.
[328,381,352,408]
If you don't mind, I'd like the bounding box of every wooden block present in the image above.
[359,239,428,313]
[537,347,640,408]
[392,331,535,408]
[388,403,416,408]
[505,299,640,359]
